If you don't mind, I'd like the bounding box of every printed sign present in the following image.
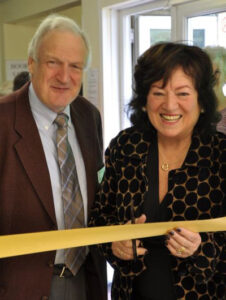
[6,60,28,81]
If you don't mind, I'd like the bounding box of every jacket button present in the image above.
[41,296,49,300]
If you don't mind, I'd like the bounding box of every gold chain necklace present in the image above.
[161,162,170,171]
[159,158,182,172]
[159,150,188,172]
[158,139,191,172]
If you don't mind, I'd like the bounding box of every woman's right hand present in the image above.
[112,214,147,260]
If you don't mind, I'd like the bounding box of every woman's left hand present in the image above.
[165,227,201,258]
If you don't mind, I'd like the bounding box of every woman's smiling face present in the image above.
[146,67,201,141]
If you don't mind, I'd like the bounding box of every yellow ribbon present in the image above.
[0,217,225,259]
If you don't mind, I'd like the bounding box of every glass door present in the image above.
[188,12,226,111]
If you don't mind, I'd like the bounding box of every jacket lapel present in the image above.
[14,85,56,224]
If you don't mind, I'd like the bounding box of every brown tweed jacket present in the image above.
[0,83,107,300]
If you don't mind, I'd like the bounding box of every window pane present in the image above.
[138,15,171,55]
[188,12,226,111]
[188,12,226,48]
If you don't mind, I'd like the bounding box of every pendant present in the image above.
[161,163,169,171]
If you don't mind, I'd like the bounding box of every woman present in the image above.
[89,42,226,300]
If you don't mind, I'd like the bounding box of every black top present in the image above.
[132,134,176,300]
[89,126,226,299]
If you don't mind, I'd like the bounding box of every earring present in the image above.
[142,106,147,112]
[200,108,205,113]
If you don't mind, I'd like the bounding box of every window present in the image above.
[188,12,226,48]
[186,10,226,111]
[136,15,171,56]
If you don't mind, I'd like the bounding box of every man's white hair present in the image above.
[28,14,91,68]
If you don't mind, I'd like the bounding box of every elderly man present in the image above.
[0,14,107,300]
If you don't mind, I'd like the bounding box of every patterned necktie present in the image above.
[55,113,86,275]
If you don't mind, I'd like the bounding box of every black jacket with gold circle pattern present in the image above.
[89,126,226,300]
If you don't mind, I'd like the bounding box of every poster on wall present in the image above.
[5,60,28,81]
[86,68,99,108]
